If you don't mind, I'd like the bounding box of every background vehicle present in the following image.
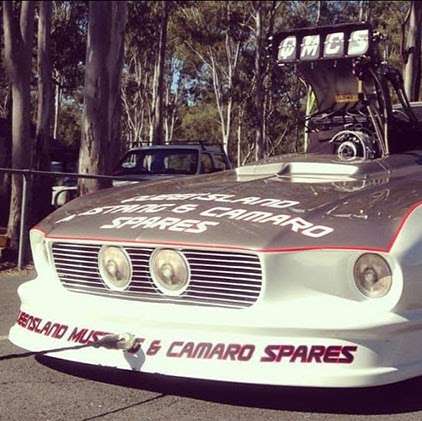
[52,142,232,205]
[113,142,232,181]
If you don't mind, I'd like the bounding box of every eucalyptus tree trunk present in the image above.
[254,1,281,160]
[33,1,53,223]
[53,78,62,140]
[403,1,422,101]
[79,1,127,195]
[181,2,243,158]
[3,0,35,250]
[0,89,12,227]
[164,82,178,144]
[358,0,369,21]
[237,106,245,166]
[303,0,322,152]
[209,34,240,156]
[151,1,169,145]
[254,3,265,161]
[36,1,52,167]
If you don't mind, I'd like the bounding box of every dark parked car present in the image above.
[113,142,232,183]
[52,142,232,205]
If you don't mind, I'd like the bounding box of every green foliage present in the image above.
[57,102,82,147]
[126,1,159,64]
[44,0,415,164]
[369,1,409,68]
[174,100,221,143]
[13,0,416,164]
[51,1,87,95]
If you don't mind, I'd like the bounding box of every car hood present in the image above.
[38,153,422,252]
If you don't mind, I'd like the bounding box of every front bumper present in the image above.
[9,276,422,388]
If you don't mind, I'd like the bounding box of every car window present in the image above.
[117,149,199,175]
[121,153,138,169]
[213,154,229,170]
[200,153,214,173]
[164,153,198,174]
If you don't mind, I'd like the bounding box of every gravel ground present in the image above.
[2,268,422,421]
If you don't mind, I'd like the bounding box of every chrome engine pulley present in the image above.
[330,130,377,161]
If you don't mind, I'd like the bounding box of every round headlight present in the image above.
[98,246,132,291]
[353,253,392,298]
[150,249,190,296]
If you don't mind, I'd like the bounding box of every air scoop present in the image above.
[277,159,387,181]
[237,155,387,182]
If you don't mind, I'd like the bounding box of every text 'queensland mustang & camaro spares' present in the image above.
[9,22,422,387]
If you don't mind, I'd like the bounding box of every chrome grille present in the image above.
[51,242,262,309]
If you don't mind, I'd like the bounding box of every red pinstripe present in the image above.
[31,201,422,254]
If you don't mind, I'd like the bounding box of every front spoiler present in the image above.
[8,278,422,388]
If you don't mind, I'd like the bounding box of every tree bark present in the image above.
[237,106,244,166]
[254,3,265,161]
[53,77,61,139]
[33,0,53,223]
[0,88,12,227]
[121,55,149,147]
[36,1,52,166]
[79,1,127,195]
[3,0,35,250]
[151,1,169,145]
[359,0,365,21]
[181,2,244,159]
[404,0,422,101]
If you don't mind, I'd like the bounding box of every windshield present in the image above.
[115,148,199,176]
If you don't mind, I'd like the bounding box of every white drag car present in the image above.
[9,22,422,387]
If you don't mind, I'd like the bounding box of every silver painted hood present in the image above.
[37,153,422,252]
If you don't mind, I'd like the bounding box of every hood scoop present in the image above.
[236,162,285,179]
[237,157,387,183]
[278,161,371,182]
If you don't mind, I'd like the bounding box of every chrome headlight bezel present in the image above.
[353,253,393,299]
[149,248,190,296]
[98,245,132,291]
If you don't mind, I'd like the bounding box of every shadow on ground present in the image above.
[37,355,422,416]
